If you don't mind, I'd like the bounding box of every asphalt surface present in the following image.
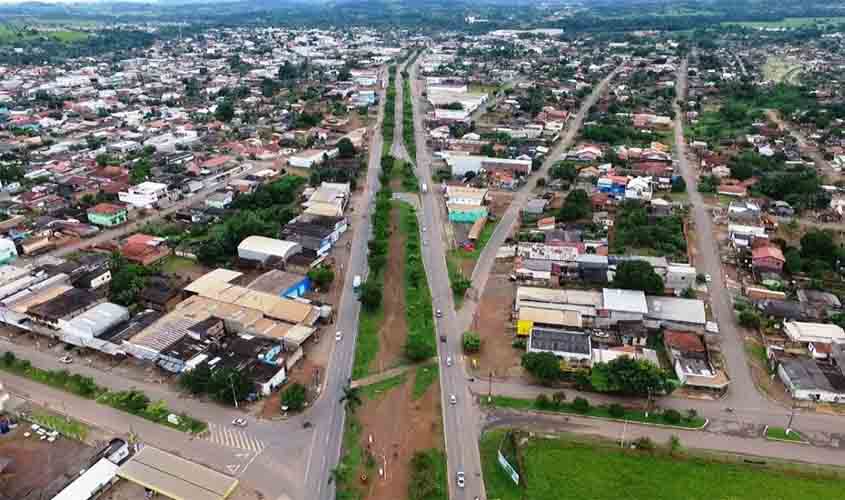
[405,59,622,500]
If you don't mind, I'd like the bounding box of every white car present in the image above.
[446,356,453,367]
[232,418,247,427]
[335,331,343,342]
[449,394,457,405]
[436,309,443,318]
[456,471,465,488]
[59,356,73,364]
[422,226,427,232]
[705,273,712,283]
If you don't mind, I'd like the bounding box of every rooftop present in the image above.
[530,327,591,355]
[602,288,648,314]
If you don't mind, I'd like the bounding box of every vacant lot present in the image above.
[0,424,96,500]
[762,56,802,85]
[481,431,845,500]
[473,272,520,377]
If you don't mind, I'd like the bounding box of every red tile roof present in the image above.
[752,245,785,262]
[664,330,706,353]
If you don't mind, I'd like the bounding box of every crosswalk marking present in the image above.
[205,423,265,453]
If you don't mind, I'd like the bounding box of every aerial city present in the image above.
[0,0,844,499]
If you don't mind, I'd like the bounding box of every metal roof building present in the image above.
[117,446,239,500]
[237,236,302,264]
[62,302,130,339]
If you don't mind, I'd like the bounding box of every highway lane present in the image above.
[308,65,388,500]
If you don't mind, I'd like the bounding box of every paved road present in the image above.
[673,57,766,412]
[454,68,622,334]
[307,65,390,500]
[407,56,622,500]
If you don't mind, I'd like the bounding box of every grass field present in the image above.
[762,56,802,84]
[0,25,89,45]
[412,362,438,400]
[766,426,805,443]
[352,305,383,380]
[360,373,407,401]
[721,17,845,29]
[481,431,845,500]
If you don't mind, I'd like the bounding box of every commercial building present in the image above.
[527,327,591,366]
[777,357,845,403]
[118,181,169,209]
[445,186,488,223]
[237,236,302,265]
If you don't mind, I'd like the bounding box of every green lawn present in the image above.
[0,25,89,45]
[335,413,364,500]
[412,362,439,400]
[352,305,383,380]
[398,202,437,362]
[485,395,705,429]
[162,255,203,275]
[766,426,804,443]
[481,431,845,500]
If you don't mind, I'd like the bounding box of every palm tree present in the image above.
[339,385,362,413]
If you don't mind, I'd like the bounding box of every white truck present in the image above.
[353,275,362,292]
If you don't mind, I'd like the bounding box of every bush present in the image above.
[738,309,761,329]
[552,391,567,406]
[572,397,590,413]
[535,394,551,409]
[359,280,383,311]
[521,352,562,384]
[281,383,307,412]
[634,436,656,451]
[511,338,527,350]
[608,403,625,418]
[663,409,682,425]
[462,331,481,353]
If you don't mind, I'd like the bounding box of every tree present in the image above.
[590,357,674,396]
[340,385,362,413]
[337,137,356,158]
[108,252,148,306]
[608,403,625,418]
[215,100,235,122]
[559,189,591,222]
[729,161,753,181]
[549,162,578,183]
[521,352,561,384]
[179,363,212,395]
[800,229,837,267]
[130,158,152,184]
[784,247,802,274]
[738,309,761,329]
[663,409,682,425]
[572,396,590,413]
[462,331,481,353]
[612,260,664,295]
[281,383,307,412]
[307,266,335,290]
[358,280,383,311]
[208,367,253,405]
[535,394,551,409]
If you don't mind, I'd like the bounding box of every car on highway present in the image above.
[449,394,457,405]
[456,471,465,488]
[335,331,343,342]
[422,226,427,232]
[440,334,447,342]
[446,356,453,367]
[705,273,712,283]
[436,309,443,318]
[232,418,247,427]
[59,356,73,364]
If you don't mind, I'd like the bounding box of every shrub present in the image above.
[552,391,567,406]
[663,409,682,425]
[608,403,625,418]
[511,338,527,350]
[281,383,307,412]
[634,436,655,451]
[535,394,551,409]
[572,397,590,413]
[686,408,698,421]
[462,331,481,353]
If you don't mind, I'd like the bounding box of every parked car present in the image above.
[335,331,343,341]
[456,471,465,488]
[59,356,73,364]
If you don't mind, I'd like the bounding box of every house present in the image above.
[601,288,648,324]
[303,182,350,218]
[118,182,169,209]
[121,234,171,266]
[445,186,488,222]
[665,264,697,292]
[755,299,804,321]
[87,203,128,227]
[205,190,234,209]
[728,224,767,248]
[645,296,707,333]
[751,245,785,274]
[624,176,653,201]
[139,277,183,312]
[777,357,845,403]
[527,327,591,366]
[783,321,845,345]
[664,330,729,392]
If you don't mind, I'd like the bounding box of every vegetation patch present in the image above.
[398,201,437,361]
[0,352,206,434]
[359,373,407,401]
[412,362,439,400]
[766,426,805,442]
[610,200,687,261]
[480,430,844,500]
[485,395,704,428]
[29,411,89,441]
[408,448,448,500]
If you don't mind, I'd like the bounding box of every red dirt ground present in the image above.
[472,271,522,377]
[374,207,408,372]
[0,426,95,500]
[355,376,442,500]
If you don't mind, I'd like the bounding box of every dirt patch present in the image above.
[487,190,514,218]
[0,425,96,500]
[355,377,442,500]
[375,207,408,372]
[473,273,521,377]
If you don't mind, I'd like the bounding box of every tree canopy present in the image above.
[612,260,664,294]
[521,352,562,384]
[590,357,674,396]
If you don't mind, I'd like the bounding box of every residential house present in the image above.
[751,245,785,274]
[87,203,128,227]
[664,330,729,393]
[121,234,171,266]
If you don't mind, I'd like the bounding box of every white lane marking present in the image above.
[205,423,266,452]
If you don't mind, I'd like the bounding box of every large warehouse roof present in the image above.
[117,446,238,500]
[238,236,301,261]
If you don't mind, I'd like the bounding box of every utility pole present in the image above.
[230,373,239,409]
[488,370,493,403]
